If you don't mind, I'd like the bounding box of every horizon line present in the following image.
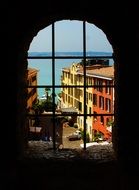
[28,51,113,53]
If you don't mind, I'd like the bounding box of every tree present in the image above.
[43,90,57,112]
[45,87,51,101]
[32,101,44,114]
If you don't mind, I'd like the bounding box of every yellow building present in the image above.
[61,62,93,140]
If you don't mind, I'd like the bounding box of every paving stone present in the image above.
[24,140,116,163]
[24,126,116,162]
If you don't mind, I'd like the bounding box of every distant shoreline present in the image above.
[28,51,113,57]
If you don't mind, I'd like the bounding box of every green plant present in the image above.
[32,101,44,114]
[43,101,57,112]
[80,130,90,143]
[45,87,51,100]
[92,131,102,142]
[107,119,114,127]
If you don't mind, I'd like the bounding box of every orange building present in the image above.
[27,67,38,112]
[89,65,114,140]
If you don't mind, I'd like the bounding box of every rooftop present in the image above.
[78,65,114,79]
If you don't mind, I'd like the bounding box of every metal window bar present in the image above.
[83,21,87,150]
[27,85,115,88]
[52,22,56,150]
[27,21,114,150]
[27,113,114,117]
[27,56,113,59]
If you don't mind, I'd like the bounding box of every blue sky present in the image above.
[29,20,113,53]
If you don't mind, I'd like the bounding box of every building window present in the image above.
[89,107,92,117]
[106,98,111,112]
[95,79,103,92]
[100,115,104,124]
[93,94,97,106]
[106,80,111,94]
[79,102,82,112]
[99,96,104,109]
[94,111,97,121]
[98,79,103,92]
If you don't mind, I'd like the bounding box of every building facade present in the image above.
[61,60,114,141]
[90,66,114,140]
[27,67,38,112]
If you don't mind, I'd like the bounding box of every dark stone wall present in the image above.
[3,1,139,172]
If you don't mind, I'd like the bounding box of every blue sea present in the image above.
[28,51,113,99]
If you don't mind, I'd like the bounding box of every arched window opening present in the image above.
[27,20,115,161]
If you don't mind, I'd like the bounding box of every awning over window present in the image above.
[61,107,78,114]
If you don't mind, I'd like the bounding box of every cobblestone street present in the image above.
[24,126,116,163]
[62,125,83,149]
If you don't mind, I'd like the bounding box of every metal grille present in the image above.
[27,21,114,150]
